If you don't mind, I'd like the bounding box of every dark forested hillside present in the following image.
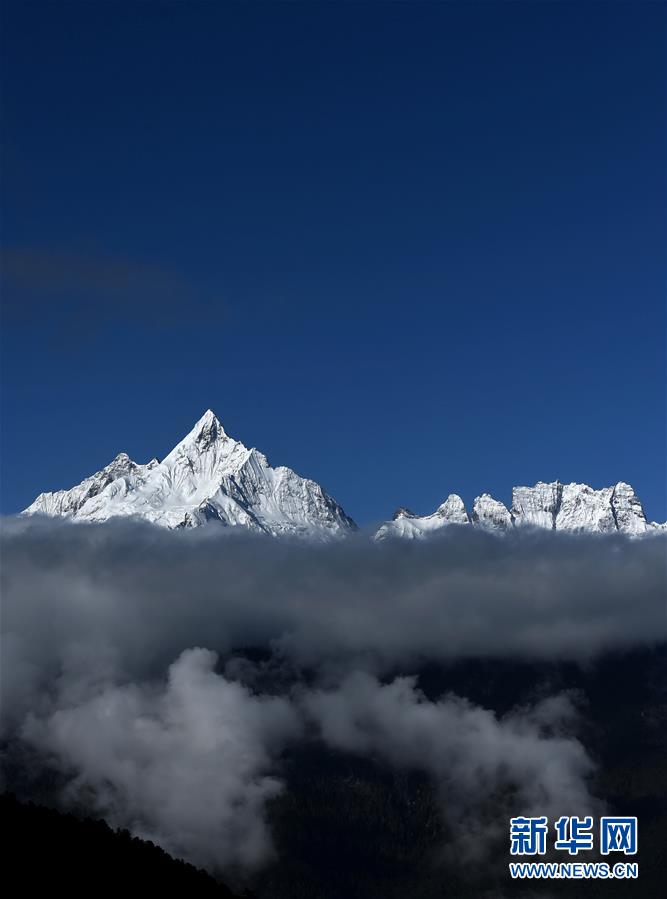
[1,793,244,896]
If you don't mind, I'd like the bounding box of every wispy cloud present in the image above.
[1,246,222,340]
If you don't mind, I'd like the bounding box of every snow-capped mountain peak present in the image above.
[175,409,229,450]
[23,411,355,539]
[374,494,470,540]
[435,494,470,523]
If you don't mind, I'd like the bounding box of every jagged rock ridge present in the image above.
[374,480,662,540]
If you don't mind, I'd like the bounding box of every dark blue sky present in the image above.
[1,1,665,525]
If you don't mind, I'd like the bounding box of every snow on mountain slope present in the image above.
[511,481,652,534]
[471,494,513,530]
[24,453,161,518]
[23,410,356,539]
[375,481,661,540]
[511,482,561,530]
[374,495,470,540]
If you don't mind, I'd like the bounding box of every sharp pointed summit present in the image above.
[175,409,228,449]
[194,408,226,437]
[23,412,356,539]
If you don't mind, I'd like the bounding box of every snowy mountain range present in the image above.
[23,410,664,539]
[374,482,665,540]
[23,411,354,539]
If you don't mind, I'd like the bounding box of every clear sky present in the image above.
[1,0,665,525]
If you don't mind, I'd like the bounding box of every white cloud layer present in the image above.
[1,517,663,872]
